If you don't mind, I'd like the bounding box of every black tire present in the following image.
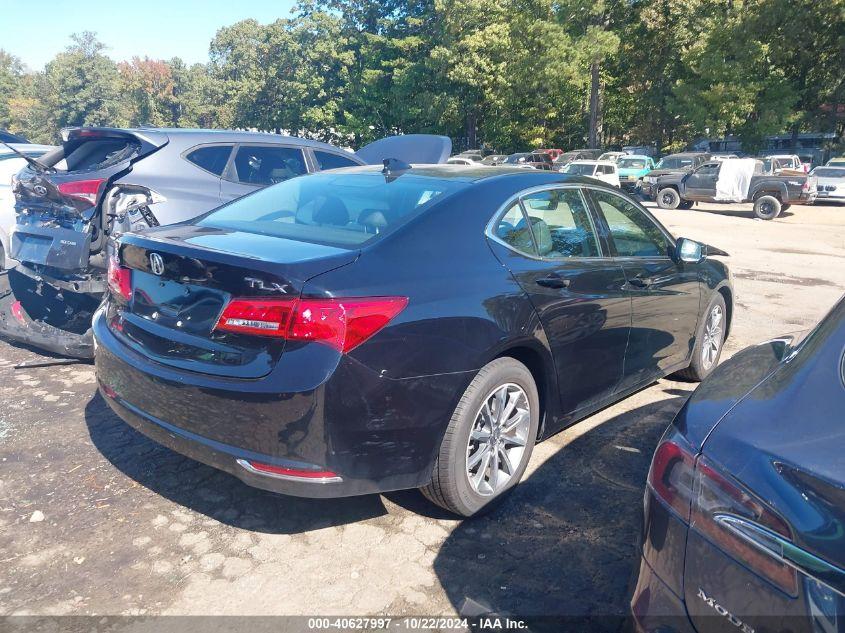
[678,200,695,210]
[753,194,781,220]
[675,293,727,382]
[421,357,540,517]
[656,188,681,209]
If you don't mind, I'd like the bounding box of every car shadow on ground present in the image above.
[84,392,390,534]
[429,392,688,632]
[679,205,796,220]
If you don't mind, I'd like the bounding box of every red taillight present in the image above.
[648,439,696,521]
[107,251,132,301]
[690,455,796,594]
[57,178,106,205]
[215,296,408,353]
[239,459,340,481]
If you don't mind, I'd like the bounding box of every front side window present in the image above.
[313,150,360,171]
[232,145,307,186]
[695,163,720,177]
[185,145,233,176]
[590,190,669,257]
[519,189,600,258]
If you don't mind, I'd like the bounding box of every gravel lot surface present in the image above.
[1,200,843,624]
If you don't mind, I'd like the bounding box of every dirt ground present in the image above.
[1,200,843,624]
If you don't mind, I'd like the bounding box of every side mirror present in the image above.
[675,237,704,263]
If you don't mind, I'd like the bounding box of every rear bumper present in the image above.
[630,557,697,633]
[93,307,472,498]
[0,268,95,358]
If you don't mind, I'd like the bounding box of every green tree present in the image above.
[43,31,126,135]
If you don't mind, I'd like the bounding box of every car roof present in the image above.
[68,126,351,153]
[620,154,650,160]
[569,159,615,166]
[664,152,705,158]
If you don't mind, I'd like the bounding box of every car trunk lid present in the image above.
[12,128,168,271]
[108,225,359,378]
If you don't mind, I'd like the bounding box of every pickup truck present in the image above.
[653,159,817,220]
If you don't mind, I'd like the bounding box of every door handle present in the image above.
[536,274,571,289]
[628,276,654,289]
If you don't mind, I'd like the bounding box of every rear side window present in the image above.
[314,150,360,171]
[232,145,307,186]
[185,145,233,176]
[496,203,536,255]
[197,172,468,247]
[61,138,140,172]
[520,189,599,258]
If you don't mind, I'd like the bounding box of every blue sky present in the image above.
[2,0,298,70]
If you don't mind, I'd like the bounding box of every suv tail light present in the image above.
[57,178,106,205]
[648,440,796,595]
[215,296,408,353]
[107,250,132,301]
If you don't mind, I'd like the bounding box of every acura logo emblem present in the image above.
[149,252,165,276]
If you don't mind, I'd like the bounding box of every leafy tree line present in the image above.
[1,0,843,153]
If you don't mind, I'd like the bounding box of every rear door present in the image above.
[488,186,630,418]
[587,188,700,387]
[219,143,309,202]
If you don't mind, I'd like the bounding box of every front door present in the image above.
[489,187,631,418]
[586,188,701,390]
[683,163,720,199]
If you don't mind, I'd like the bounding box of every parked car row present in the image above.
[1,127,451,357]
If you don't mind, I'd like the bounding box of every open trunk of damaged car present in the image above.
[0,128,169,357]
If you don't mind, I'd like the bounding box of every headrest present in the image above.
[313,196,350,226]
[358,209,388,233]
[530,218,554,256]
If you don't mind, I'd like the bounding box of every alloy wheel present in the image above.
[701,304,724,370]
[465,383,531,496]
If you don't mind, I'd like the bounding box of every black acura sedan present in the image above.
[94,164,733,516]
[631,295,845,632]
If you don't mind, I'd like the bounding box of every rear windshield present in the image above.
[196,172,468,247]
[564,163,596,175]
[58,138,141,172]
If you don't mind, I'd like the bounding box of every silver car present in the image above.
[3,127,450,357]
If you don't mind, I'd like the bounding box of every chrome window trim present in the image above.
[484,183,609,262]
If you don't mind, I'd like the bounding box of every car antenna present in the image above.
[382,158,412,182]
[0,140,54,174]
